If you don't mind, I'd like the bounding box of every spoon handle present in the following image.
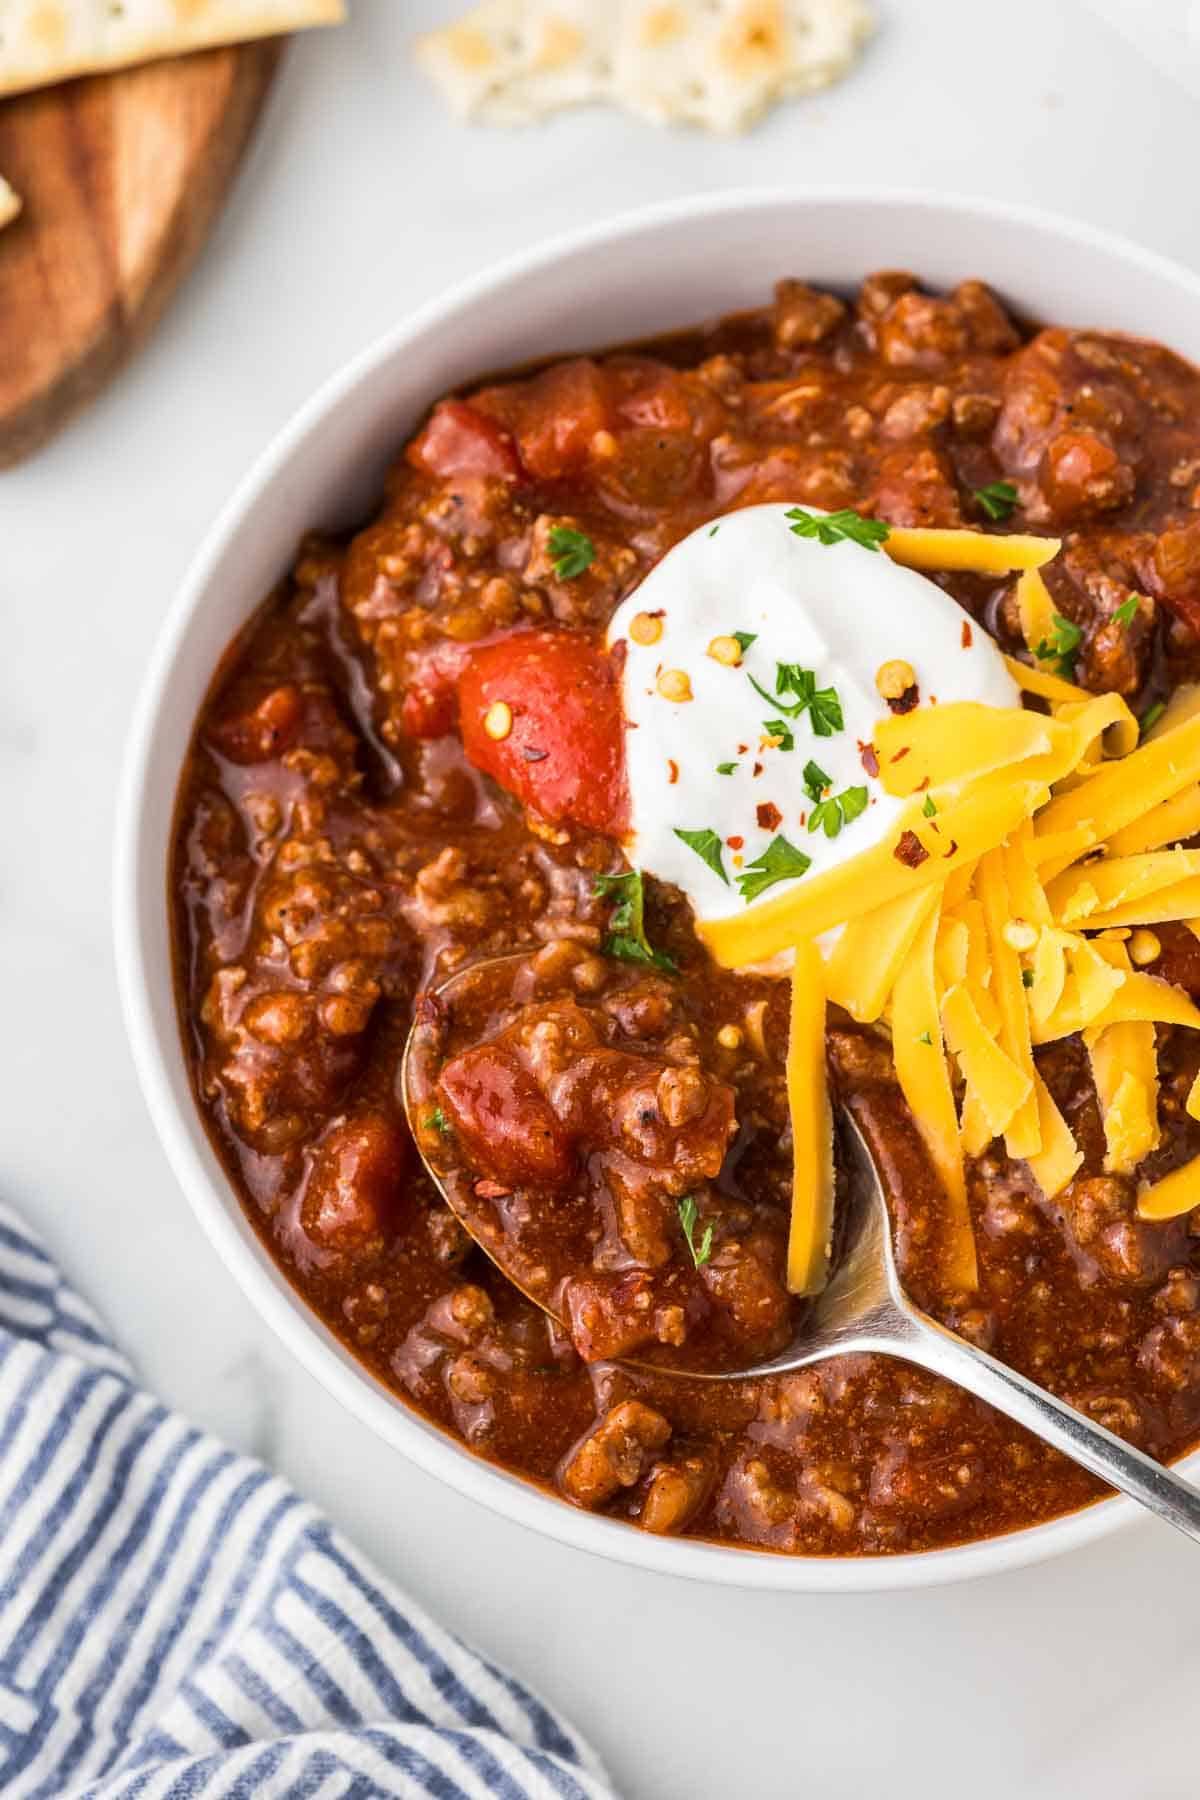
[891,1306,1200,1547]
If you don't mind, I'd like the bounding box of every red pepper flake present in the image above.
[891,747,911,763]
[726,835,744,850]
[886,684,920,716]
[916,776,931,791]
[752,761,764,778]
[737,743,749,755]
[944,839,959,858]
[799,810,807,827]
[666,758,679,785]
[756,802,782,832]
[859,740,880,778]
[893,830,929,869]
[961,620,973,648]
[474,1179,512,1198]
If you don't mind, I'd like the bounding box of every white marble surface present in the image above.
[6,3,1200,1795]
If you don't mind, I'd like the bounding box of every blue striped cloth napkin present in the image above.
[0,1201,616,1799]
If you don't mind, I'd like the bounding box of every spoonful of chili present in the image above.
[402,949,1200,1545]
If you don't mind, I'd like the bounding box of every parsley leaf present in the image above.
[673,827,729,885]
[708,525,720,537]
[1034,613,1083,679]
[593,869,677,973]
[428,1106,451,1137]
[1140,700,1166,739]
[732,631,757,653]
[807,785,870,840]
[839,785,869,824]
[916,1030,933,1046]
[802,759,832,802]
[1113,594,1140,629]
[763,718,796,751]
[737,834,812,902]
[749,664,844,736]
[716,761,738,775]
[785,506,891,552]
[973,480,1019,522]
[922,794,938,818]
[547,525,596,581]
[678,1195,714,1269]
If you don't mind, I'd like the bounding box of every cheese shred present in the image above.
[700,525,1200,1294]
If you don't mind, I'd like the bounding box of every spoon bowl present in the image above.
[404,953,1200,1545]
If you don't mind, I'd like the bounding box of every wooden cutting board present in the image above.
[0,40,283,468]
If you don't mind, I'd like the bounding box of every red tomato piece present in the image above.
[458,630,629,837]
[439,1044,574,1189]
[408,401,524,483]
[301,1112,408,1250]
[208,684,303,764]
[506,361,613,481]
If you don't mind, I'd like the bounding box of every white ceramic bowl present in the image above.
[115,188,1200,1591]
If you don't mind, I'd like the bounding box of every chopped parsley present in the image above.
[785,505,890,552]
[1034,613,1083,679]
[1140,700,1166,738]
[808,784,869,840]
[802,759,832,802]
[748,664,844,737]
[922,794,938,818]
[593,869,677,972]
[716,760,739,775]
[674,827,729,885]
[678,1195,714,1269]
[973,480,1019,522]
[1113,594,1141,629]
[916,1030,933,1046]
[709,525,720,537]
[737,834,812,902]
[763,718,796,751]
[547,525,596,580]
[732,631,757,653]
[428,1107,451,1137]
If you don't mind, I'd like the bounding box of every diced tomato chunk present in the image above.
[302,1112,408,1249]
[505,361,613,481]
[439,1043,574,1188]
[408,401,524,483]
[208,684,303,764]
[458,629,629,837]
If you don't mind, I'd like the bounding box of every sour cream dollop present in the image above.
[606,504,1018,922]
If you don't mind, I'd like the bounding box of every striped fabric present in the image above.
[0,1202,615,1800]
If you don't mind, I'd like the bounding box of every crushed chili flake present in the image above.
[886,683,920,716]
[752,761,764,777]
[916,776,931,791]
[961,619,973,648]
[859,740,880,778]
[891,746,911,763]
[737,743,749,755]
[726,835,745,850]
[756,802,783,832]
[894,830,929,868]
[944,839,959,858]
[666,758,679,784]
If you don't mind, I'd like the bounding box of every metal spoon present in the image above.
[403,958,1200,1545]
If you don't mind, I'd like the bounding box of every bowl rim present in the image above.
[114,185,1200,1592]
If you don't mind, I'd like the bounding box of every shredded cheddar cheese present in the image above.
[697,522,1200,1295]
[784,938,836,1296]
